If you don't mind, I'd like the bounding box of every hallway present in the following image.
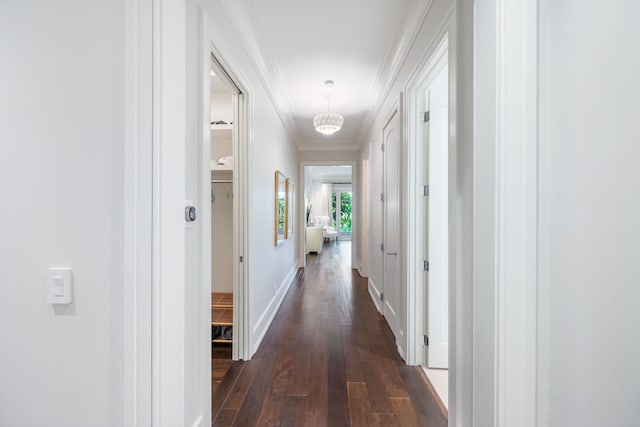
[212,241,447,426]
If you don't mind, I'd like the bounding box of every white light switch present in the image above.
[48,267,72,304]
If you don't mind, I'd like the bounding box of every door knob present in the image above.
[386,251,398,256]
[185,205,197,222]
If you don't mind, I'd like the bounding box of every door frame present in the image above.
[299,161,357,269]
[198,7,253,419]
[199,8,251,363]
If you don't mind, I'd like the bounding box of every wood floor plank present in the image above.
[222,356,264,409]
[254,362,289,427]
[390,397,422,427]
[371,413,401,427]
[327,319,350,427]
[304,351,328,426]
[212,361,244,417]
[398,364,448,427]
[212,408,237,427]
[233,352,277,426]
[347,382,374,426]
[342,325,365,382]
[361,359,394,414]
[286,350,312,396]
[280,396,307,427]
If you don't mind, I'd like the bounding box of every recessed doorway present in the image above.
[404,35,450,413]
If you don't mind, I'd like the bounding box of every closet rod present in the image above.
[211,179,233,184]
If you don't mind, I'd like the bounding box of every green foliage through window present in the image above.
[331,191,352,233]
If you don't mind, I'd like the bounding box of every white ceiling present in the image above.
[221,0,430,150]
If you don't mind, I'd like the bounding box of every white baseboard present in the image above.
[368,278,382,312]
[355,260,368,278]
[251,264,299,355]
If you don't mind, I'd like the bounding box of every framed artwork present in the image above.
[286,178,294,239]
[274,170,286,246]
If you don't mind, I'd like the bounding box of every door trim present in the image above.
[199,7,252,363]
[123,0,153,425]
[404,35,449,367]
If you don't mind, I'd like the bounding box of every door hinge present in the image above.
[239,255,244,263]
[422,185,429,197]
[424,335,429,346]
[380,242,384,252]
[380,293,384,302]
[423,260,429,271]
[381,143,385,151]
[423,111,430,123]
[380,193,384,202]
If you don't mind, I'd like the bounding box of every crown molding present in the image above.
[354,0,434,146]
[221,0,301,147]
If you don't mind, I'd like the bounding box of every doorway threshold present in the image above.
[421,366,448,414]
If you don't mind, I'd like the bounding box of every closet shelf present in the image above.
[212,292,233,308]
[211,307,232,326]
[210,124,233,131]
[211,163,233,171]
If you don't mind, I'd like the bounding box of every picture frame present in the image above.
[285,178,294,239]
[274,170,287,246]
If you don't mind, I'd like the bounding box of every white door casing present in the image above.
[382,103,403,344]
[425,64,449,369]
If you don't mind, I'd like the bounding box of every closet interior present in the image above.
[210,66,235,388]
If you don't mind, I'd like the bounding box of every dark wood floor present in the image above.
[212,240,447,426]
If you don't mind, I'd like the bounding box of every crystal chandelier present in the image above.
[313,80,344,135]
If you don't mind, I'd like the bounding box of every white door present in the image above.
[382,108,402,341]
[424,65,449,369]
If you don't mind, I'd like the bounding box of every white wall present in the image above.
[211,179,234,293]
[539,2,640,425]
[0,1,125,426]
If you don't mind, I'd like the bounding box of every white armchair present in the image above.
[314,215,338,241]
[305,226,323,254]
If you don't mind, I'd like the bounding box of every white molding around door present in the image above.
[188,8,254,426]
[123,0,153,425]
[199,5,253,363]
[404,34,449,367]
[151,0,187,425]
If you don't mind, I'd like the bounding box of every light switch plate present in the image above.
[47,267,72,304]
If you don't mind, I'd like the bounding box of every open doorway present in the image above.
[422,60,449,409]
[302,164,354,263]
[209,58,236,393]
[206,53,249,410]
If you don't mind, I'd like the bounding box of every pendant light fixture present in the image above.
[313,80,344,135]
